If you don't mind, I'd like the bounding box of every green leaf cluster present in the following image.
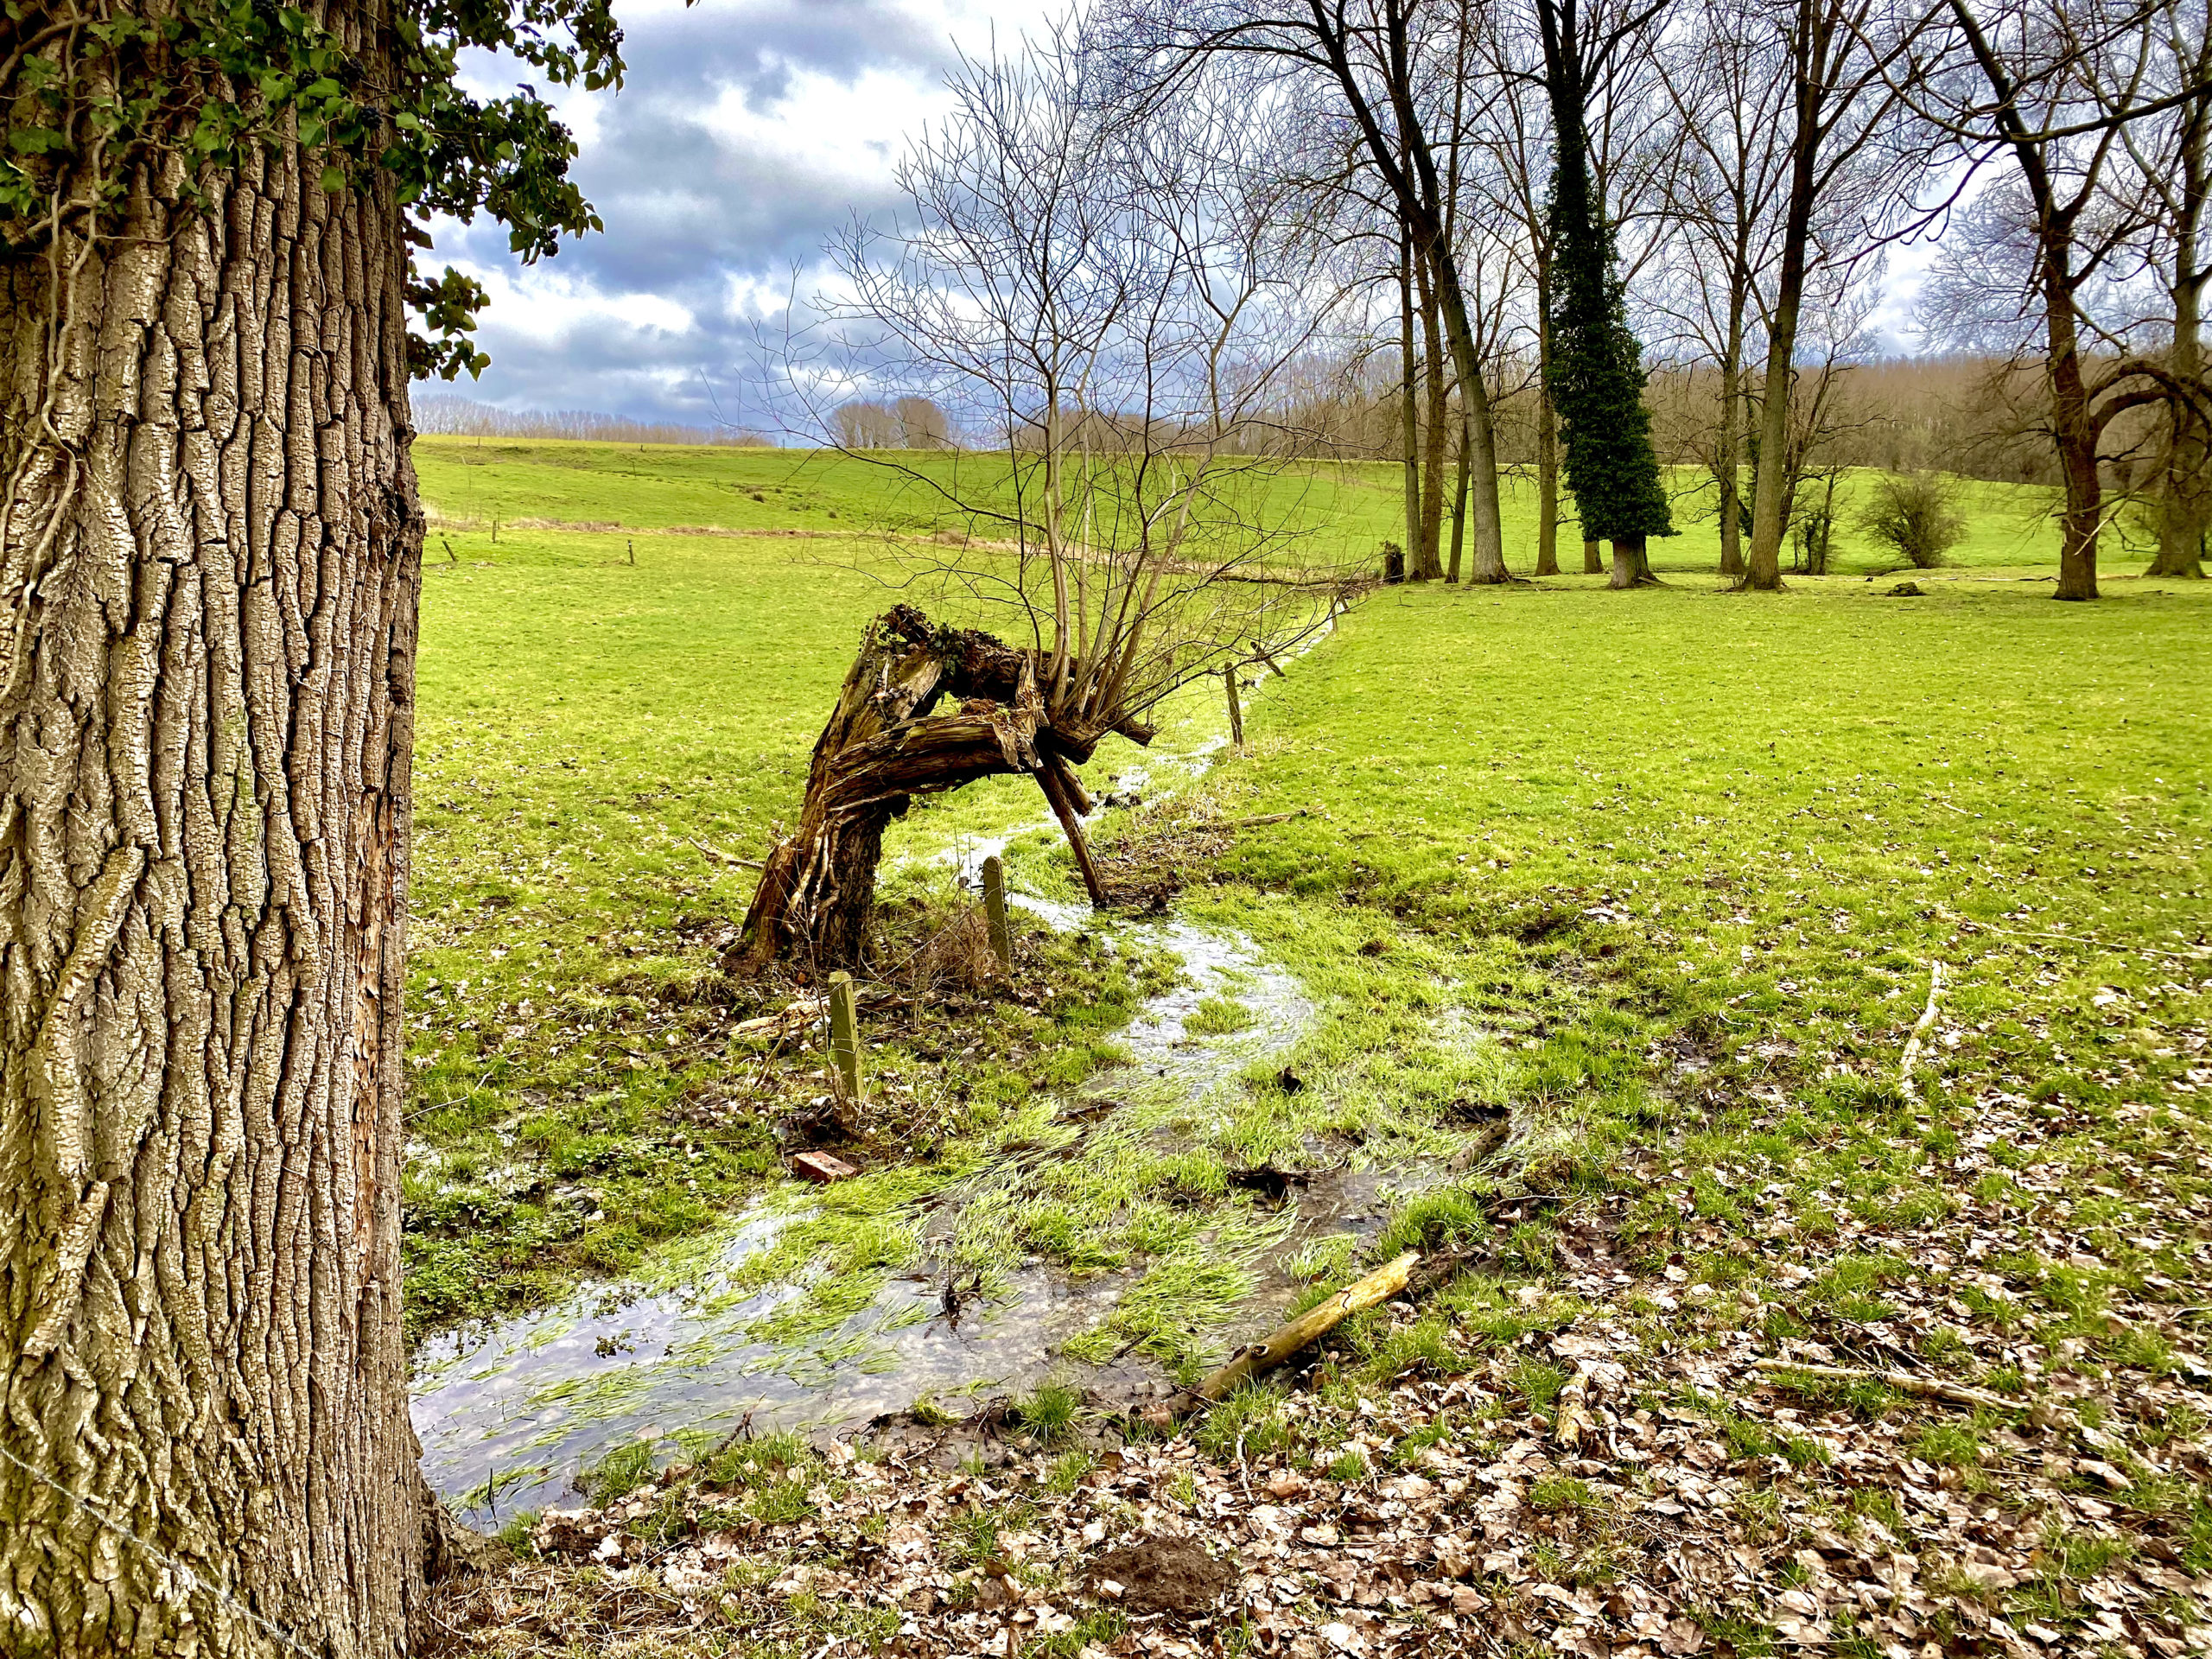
[0,0,631,378]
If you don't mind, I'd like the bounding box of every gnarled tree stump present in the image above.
[739,606,1148,972]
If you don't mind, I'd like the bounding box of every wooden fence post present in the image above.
[982,855,1014,969]
[829,971,862,1105]
[1224,666,1245,752]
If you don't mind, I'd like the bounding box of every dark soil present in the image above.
[1084,1536,1238,1617]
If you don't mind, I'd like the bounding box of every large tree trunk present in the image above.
[1426,264,1510,585]
[1610,537,1657,588]
[2149,398,2210,579]
[2049,339,2104,601]
[1745,204,1811,590]
[740,607,1128,973]
[1447,410,1469,583]
[1535,295,1561,578]
[1717,303,1747,579]
[0,128,426,1657]
[2149,193,2208,579]
[2025,194,2102,599]
[1745,0,1826,593]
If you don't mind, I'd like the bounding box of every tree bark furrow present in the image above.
[2,118,423,1654]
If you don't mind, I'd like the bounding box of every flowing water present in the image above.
[410,875,1327,1525]
[410,629,1377,1526]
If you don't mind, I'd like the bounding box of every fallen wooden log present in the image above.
[689,836,768,871]
[1195,1250,1419,1402]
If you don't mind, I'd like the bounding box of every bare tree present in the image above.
[744,23,1351,969]
[1906,0,2204,599]
[895,396,958,448]
[1475,11,1576,570]
[1739,0,1920,591]
[1649,0,1795,575]
[1115,0,1516,582]
[835,400,906,448]
[2118,0,2212,577]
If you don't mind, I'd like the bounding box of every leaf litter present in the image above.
[421,1027,2212,1658]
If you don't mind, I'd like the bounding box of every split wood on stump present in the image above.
[740,605,1152,973]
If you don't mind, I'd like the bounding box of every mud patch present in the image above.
[1087,1536,1238,1616]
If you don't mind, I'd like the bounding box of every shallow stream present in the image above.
[412,853,1362,1525]
[409,639,1389,1526]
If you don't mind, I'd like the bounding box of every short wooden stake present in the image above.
[1224,666,1244,751]
[828,971,862,1104]
[982,855,1013,969]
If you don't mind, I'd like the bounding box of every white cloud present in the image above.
[429,0,1033,421]
[696,60,949,191]
[491,270,696,341]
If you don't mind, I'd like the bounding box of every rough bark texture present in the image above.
[1717,340,1745,580]
[1610,536,1657,589]
[2149,111,2209,580]
[1948,0,2133,601]
[1307,4,1508,582]
[1745,0,1840,593]
[1447,411,1470,584]
[0,104,424,1659]
[740,607,1130,973]
[1399,235,1422,578]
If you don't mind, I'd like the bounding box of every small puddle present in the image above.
[410,1218,1137,1525]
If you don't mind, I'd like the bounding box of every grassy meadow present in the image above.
[415,435,2073,578]
[402,434,2210,1401]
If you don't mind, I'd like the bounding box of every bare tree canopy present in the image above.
[745,18,1356,969]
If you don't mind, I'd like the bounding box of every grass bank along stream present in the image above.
[407,444,2212,1614]
[417,518,2212,1658]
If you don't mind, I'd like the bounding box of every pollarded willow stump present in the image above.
[739,606,1147,973]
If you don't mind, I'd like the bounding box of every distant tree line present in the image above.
[415,395,769,446]
[830,397,958,449]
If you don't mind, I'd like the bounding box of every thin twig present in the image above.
[1897,959,1945,1105]
[1939,907,2209,964]
[688,836,766,872]
[1751,1357,2022,1415]
[1201,807,1322,830]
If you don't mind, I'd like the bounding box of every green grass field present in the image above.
[415,435,2076,581]
[402,437,2209,1383]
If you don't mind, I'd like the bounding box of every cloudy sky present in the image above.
[429,0,1042,429]
[429,0,1938,429]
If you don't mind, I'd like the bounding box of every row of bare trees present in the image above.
[1007,0,2206,600]
[748,0,2210,973]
